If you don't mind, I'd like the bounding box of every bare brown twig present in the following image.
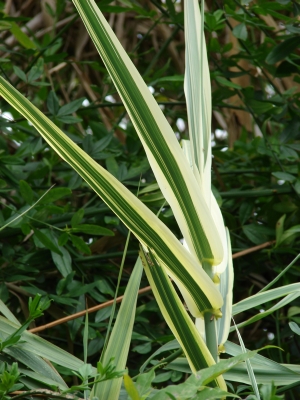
[29,286,151,333]
[232,240,275,259]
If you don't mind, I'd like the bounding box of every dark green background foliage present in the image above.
[0,0,300,397]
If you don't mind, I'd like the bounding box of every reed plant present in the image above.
[0,1,300,399]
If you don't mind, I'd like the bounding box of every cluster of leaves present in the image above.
[0,0,300,398]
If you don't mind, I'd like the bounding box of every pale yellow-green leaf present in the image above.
[123,374,141,400]
[92,258,143,400]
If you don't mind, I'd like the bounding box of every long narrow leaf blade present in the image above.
[0,300,21,325]
[0,76,223,317]
[233,319,261,399]
[4,347,68,390]
[231,292,300,331]
[140,248,227,391]
[216,228,234,347]
[92,257,143,400]
[233,283,300,315]
[72,0,223,266]
[0,317,88,372]
[224,341,300,385]
[184,0,212,196]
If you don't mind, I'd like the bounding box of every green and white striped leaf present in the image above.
[181,139,228,275]
[233,282,300,315]
[140,248,226,391]
[72,0,223,267]
[182,138,230,348]
[231,291,300,331]
[92,257,143,400]
[182,0,228,278]
[184,0,211,200]
[0,76,222,318]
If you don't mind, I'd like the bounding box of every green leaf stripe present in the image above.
[141,248,226,390]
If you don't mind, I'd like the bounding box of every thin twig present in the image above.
[28,286,152,334]
[28,241,274,334]
[232,241,275,259]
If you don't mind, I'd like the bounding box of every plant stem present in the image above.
[275,309,284,364]
[202,261,218,362]
[204,312,218,363]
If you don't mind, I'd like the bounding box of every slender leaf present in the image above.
[140,339,179,373]
[233,319,260,400]
[0,317,88,372]
[224,341,300,385]
[278,224,300,245]
[0,75,223,317]
[140,248,226,390]
[92,257,143,400]
[231,292,300,331]
[233,283,300,315]
[57,98,84,116]
[184,0,211,190]
[71,208,85,227]
[70,224,114,236]
[5,347,68,390]
[70,234,91,255]
[167,345,300,385]
[19,180,34,204]
[275,214,286,246]
[0,300,21,325]
[124,375,141,400]
[216,228,233,347]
